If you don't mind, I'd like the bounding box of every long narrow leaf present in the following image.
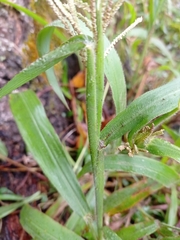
[0,35,91,99]
[163,125,180,141]
[0,192,41,219]
[104,38,126,114]
[117,221,159,240]
[9,90,90,217]
[20,204,84,240]
[168,186,178,226]
[37,21,69,108]
[157,222,180,238]
[162,238,180,240]
[79,154,179,187]
[146,138,180,162]
[104,179,162,214]
[100,79,180,146]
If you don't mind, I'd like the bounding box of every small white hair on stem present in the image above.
[104,17,143,57]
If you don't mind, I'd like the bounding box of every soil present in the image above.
[0,1,80,239]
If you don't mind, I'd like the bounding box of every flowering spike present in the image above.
[102,0,113,32]
[105,17,143,57]
[75,0,90,13]
[90,0,97,39]
[67,0,82,34]
[46,0,74,35]
[77,12,92,31]
[103,0,125,31]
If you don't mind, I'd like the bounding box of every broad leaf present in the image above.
[117,221,159,240]
[0,35,91,99]
[9,90,90,217]
[20,204,84,240]
[100,79,180,146]
[79,154,179,187]
[146,138,180,162]
[104,179,162,214]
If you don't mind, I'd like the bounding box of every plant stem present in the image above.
[86,0,105,238]
[95,0,104,239]
[86,42,104,240]
[94,150,104,240]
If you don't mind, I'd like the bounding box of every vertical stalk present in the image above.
[95,1,104,239]
[86,46,98,168]
[86,44,104,240]
[86,0,104,239]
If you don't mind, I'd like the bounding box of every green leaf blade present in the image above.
[117,221,159,240]
[79,154,179,187]
[20,204,84,240]
[37,21,69,108]
[104,38,126,114]
[100,79,180,145]
[0,35,91,99]
[104,179,161,214]
[146,138,180,162]
[103,226,123,240]
[9,90,90,217]
[104,154,179,187]
[0,192,41,219]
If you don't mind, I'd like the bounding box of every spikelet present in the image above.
[105,17,143,57]
[46,0,74,36]
[102,0,108,14]
[67,0,82,34]
[90,0,97,39]
[77,12,92,31]
[103,0,125,31]
[103,0,113,32]
[75,0,90,13]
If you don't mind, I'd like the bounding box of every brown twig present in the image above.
[0,154,47,180]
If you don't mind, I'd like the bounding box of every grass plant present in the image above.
[0,0,180,239]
